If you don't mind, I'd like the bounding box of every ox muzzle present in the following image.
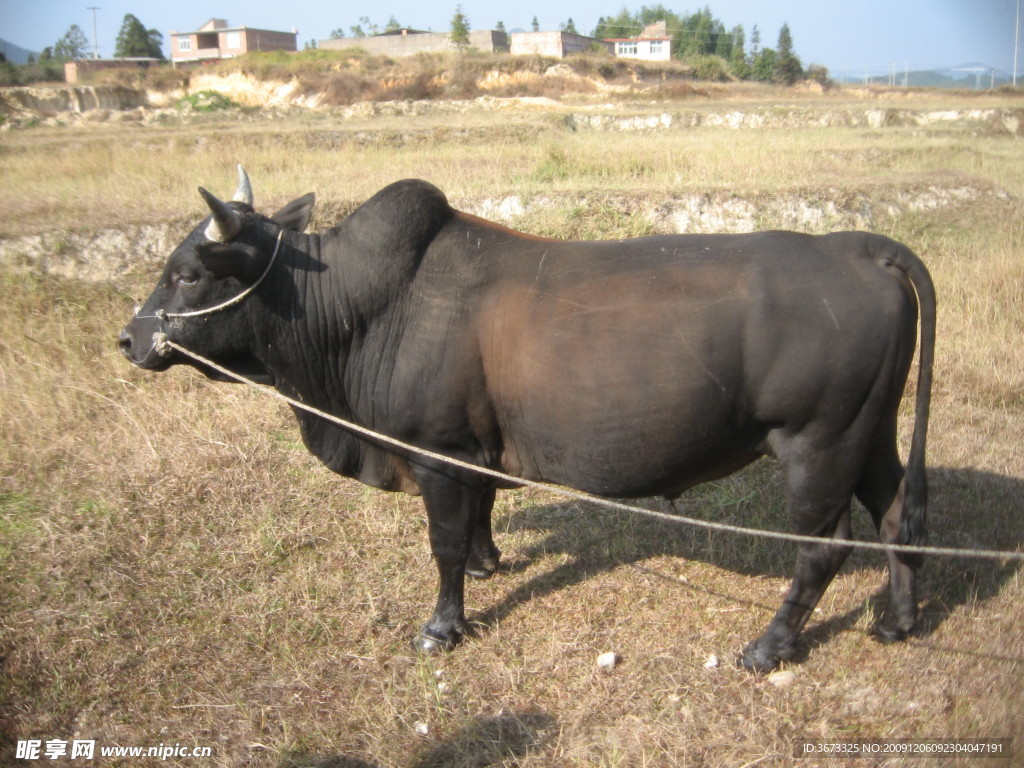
[118,309,176,370]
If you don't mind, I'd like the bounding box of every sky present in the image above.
[1,0,1020,78]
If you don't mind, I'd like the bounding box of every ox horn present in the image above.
[199,186,242,242]
[232,164,254,206]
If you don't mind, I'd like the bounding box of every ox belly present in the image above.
[480,269,766,498]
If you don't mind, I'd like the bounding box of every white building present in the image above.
[605,21,672,62]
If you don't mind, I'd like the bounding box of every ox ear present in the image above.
[196,242,267,283]
[271,193,316,233]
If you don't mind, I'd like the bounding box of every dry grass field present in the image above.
[1,85,1023,766]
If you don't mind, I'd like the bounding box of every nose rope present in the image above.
[135,232,284,358]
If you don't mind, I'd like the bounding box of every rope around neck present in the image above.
[162,340,1023,563]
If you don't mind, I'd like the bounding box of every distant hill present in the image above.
[866,63,1014,89]
[0,38,38,64]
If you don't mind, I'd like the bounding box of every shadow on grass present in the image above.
[278,712,555,768]
[477,463,1024,665]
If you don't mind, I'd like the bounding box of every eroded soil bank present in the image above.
[0,179,1008,283]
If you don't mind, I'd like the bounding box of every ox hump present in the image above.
[350,179,454,254]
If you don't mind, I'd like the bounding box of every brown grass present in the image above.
[1,91,1022,766]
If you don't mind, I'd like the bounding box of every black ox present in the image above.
[119,168,935,671]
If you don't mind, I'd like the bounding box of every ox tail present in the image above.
[884,240,936,561]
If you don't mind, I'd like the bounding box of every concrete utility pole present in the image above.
[87,6,101,58]
[1015,0,1020,86]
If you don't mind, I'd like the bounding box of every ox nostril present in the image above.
[118,329,133,357]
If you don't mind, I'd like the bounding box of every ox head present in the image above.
[118,166,315,382]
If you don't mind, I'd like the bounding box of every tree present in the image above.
[450,6,470,47]
[805,63,832,88]
[114,14,164,59]
[562,18,578,35]
[687,9,715,56]
[0,58,16,86]
[593,12,633,40]
[774,23,803,84]
[728,25,749,79]
[751,47,777,82]
[531,16,540,32]
[384,16,402,32]
[53,24,89,60]
[714,25,733,59]
[358,17,379,36]
[748,25,761,63]
[495,21,506,33]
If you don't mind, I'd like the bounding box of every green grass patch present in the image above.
[0,493,41,562]
[178,90,239,112]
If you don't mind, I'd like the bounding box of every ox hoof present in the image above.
[870,621,909,645]
[738,638,794,674]
[412,626,463,655]
[466,547,501,580]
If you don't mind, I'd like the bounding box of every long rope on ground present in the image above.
[165,340,1024,563]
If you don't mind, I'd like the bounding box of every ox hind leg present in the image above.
[740,442,858,672]
[855,420,919,642]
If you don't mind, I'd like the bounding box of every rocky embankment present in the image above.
[2,75,1023,134]
[0,182,1009,284]
[0,85,150,121]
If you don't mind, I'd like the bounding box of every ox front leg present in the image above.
[741,507,853,673]
[411,462,490,654]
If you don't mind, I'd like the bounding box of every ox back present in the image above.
[120,172,935,672]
